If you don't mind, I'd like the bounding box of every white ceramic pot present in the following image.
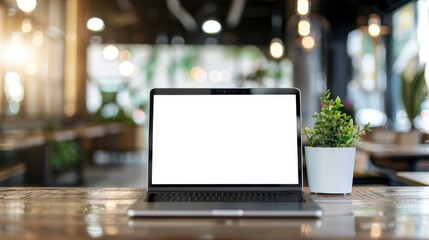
[305,146,356,194]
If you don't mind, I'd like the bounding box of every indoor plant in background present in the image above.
[303,90,371,194]
[399,63,427,147]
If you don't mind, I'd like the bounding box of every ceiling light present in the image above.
[86,17,105,32]
[202,20,222,34]
[21,19,32,32]
[368,14,381,38]
[270,38,284,59]
[359,13,388,39]
[16,0,37,13]
[298,19,311,37]
[296,0,310,16]
[302,36,315,50]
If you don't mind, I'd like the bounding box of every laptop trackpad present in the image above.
[212,209,244,216]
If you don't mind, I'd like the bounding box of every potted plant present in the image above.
[401,64,427,129]
[399,64,426,147]
[303,90,371,194]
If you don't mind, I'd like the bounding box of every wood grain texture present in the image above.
[1,187,429,239]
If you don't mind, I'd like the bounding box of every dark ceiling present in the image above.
[88,0,411,45]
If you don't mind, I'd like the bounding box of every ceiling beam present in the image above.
[226,0,246,28]
[166,0,198,33]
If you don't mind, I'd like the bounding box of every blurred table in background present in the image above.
[0,122,137,187]
[357,142,429,172]
[396,172,429,186]
[1,187,429,239]
[0,132,45,184]
[77,123,144,165]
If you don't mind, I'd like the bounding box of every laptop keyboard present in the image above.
[148,192,305,202]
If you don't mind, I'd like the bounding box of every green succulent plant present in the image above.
[303,90,371,147]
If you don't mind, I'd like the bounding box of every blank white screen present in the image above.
[152,95,299,184]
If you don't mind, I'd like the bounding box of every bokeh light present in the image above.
[16,0,37,13]
[302,36,315,49]
[202,20,222,34]
[86,17,105,32]
[103,45,119,61]
[270,38,284,59]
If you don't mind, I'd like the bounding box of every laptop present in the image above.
[127,88,323,217]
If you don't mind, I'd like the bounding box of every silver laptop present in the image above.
[128,88,323,217]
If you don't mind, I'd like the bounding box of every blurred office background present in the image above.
[1,0,429,187]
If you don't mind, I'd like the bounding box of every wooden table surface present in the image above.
[1,187,429,239]
[396,172,429,186]
[0,132,45,151]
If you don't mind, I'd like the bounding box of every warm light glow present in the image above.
[4,72,24,103]
[104,226,120,236]
[302,36,315,49]
[296,0,310,16]
[119,50,131,61]
[21,19,32,32]
[103,45,119,61]
[370,223,382,238]
[25,63,38,76]
[17,0,37,13]
[202,20,222,34]
[64,0,78,117]
[368,14,381,38]
[86,17,105,32]
[7,34,27,66]
[368,24,381,38]
[298,19,311,37]
[270,38,284,59]
[119,61,134,77]
[32,31,44,46]
[190,67,207,82]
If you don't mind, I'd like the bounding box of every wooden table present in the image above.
[0,132,46,183]
[1,124,127,186]
[0,132,45,151]
[1,187,429,239]
[357,142,429,171]
[396,172,429,186]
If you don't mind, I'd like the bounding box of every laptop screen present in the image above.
[149,88,301,186]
